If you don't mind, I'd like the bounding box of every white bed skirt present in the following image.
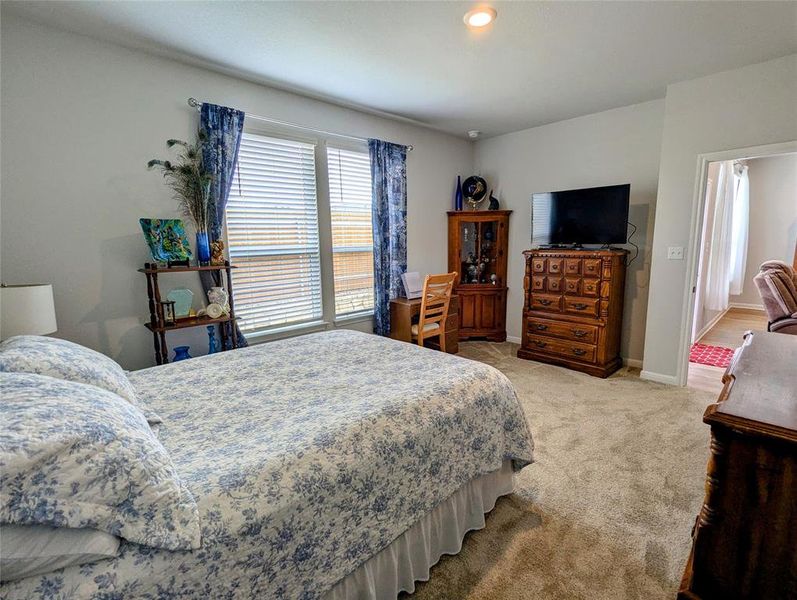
[326,460,515,600]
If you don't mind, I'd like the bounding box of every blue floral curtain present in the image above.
[369,139,408,336]
[200,103,247,348]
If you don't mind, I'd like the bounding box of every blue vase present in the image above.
[207,325,219,354]
[173,345,192,361]
[455,176,463,211]
[196,231,211,264]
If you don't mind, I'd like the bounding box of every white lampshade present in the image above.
[0,284,58,340]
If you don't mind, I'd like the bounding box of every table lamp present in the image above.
[0,284,58,340]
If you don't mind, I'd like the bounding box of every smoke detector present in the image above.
[467,130,481,139]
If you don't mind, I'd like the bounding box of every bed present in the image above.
[0,330,534,599]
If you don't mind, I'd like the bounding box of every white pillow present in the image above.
[0,373,200,551]
[0,335,160,424]
[0,525,120,582]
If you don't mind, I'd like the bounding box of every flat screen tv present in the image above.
[532,184,630,246]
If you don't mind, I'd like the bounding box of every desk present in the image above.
[389,295,459,354]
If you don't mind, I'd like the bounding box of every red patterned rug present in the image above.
[689,343,734,368]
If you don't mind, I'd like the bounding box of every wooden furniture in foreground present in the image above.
[678,331,797,600]
[447,210,511,341]
[411,273,457,352]
[517,248,627,377]
[140,262,238,365]
[390,295,459,353]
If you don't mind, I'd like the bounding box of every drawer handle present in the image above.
[534,324,548,331]
[534,341,547,348]
[573,303,588,310]
[572,348,586,356]
[572,329,587,338]
[539,299,552,306]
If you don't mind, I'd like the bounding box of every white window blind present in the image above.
[226,133,322,333]
[327,147,375,316]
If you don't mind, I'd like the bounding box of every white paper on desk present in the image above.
[402,272,423,299]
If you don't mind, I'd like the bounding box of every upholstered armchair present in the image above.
[753,260,797,335]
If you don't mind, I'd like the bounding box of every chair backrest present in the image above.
[753,260,797,322]
[418,272,457,331]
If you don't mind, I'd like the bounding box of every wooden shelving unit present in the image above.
[141,261,239,365]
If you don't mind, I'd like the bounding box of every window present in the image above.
[327,147,375,316]
[226,133,322,332]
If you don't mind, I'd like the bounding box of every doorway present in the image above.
[684,143,797,392]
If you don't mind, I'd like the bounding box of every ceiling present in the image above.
[5,1,797,138]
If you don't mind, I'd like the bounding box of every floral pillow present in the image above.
[0,335,160,424]
[0,372,201,551]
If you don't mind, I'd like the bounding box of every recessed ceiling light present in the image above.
[464,6,497,28]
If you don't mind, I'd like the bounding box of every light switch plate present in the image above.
[667,246,684,260]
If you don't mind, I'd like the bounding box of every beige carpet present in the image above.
[406,342,716,600]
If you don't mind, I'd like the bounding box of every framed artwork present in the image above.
[139,218,192,264]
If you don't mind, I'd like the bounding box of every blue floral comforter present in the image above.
[1,330,534,599]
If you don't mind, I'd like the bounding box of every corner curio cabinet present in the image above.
[447,210,511,341]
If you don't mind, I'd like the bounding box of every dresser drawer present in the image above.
[526,334,597,363]
[564,277,581,295]
[581,278,600,297]
[546,276,564,293]
[531,276,545,292]
[564,296,600,317]
[547,258,563,274]
[583,259,601,277]
[564,259,581,275]
[532,258,546,274]
[530,293,562,312]
[527,317,598,344]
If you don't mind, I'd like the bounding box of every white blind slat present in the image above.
[327,147,375,316]
[226,133,322,332]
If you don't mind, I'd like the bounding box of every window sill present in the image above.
[244,320,330,345]
[334,311,374,326]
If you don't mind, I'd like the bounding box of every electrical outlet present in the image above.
[667,246,684,260]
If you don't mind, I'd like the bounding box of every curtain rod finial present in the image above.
[187,97,200,109]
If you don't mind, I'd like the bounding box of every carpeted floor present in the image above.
[407,341,716,600]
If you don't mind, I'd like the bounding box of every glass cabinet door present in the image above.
[459,219,500,286]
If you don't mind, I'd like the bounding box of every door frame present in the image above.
[677,140,797,386]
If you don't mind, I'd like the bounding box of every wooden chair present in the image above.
[411,272,457,352]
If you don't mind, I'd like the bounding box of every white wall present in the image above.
[0,15,473,370]
[474,100,665,364]
[643,54,797,382]
[731,153,797,306]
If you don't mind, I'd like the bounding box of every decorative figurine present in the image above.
[491,273,498,285]
[210,240,226,266]
[488,190,500,210]
[207,325,219,354]
[207,286,230,315]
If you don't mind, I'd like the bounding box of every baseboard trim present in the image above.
[729,302,765,311]
[694,307,729,344]
[640,370,679,386]
[623,358,643,369]
[506,335,522,344]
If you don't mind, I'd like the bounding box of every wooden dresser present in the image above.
[518,248,627,377]
[679,331,797,600]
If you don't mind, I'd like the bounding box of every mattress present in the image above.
[1,330,534,599]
